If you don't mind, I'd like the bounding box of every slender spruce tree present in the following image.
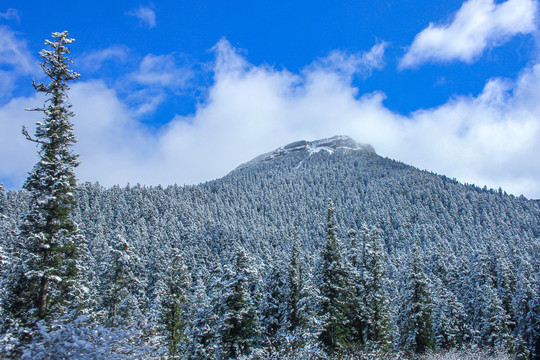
[397,246,436,354]
[160,249,191,357]
[13,31,81,321]
[358,224,392,350]
[220,248,259,358]
[318,199,350,353]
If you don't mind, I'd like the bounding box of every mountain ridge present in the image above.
[235,135,376,171]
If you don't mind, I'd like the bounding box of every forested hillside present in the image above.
[1,135,539,359]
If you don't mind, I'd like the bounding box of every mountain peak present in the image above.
[236,135,376,171]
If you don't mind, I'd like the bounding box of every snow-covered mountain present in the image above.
[236,135,375,170]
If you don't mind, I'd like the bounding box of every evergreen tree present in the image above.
[6,31,81,322]
[479,282,513,350]
[512,258,539,358]
[345,228,365,348]
[220,248,259,358]
[431,279,468,350]
[397,247,435,354]
[260,261,288,343]
[186,276,220,360]
[100,234,142,324]
[287,240,307,333]
[357,224,392,350]
[318,199,350,353]
[160,249,191,357]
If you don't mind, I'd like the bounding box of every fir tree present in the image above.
[187,276,220,359]
[318,199,350,353]
[100,234,142,324]
[160,249,191,357]
[7,31,81,322]
[432,280,468,350]
[220,248,259,358]
[287,240,306,333]
[357,224,392,350]
[260,261,288,343]
[397,247,436,354]
[479,282,513,350]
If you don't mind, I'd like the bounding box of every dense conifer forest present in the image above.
[1,135,539,358]
[0,32,538,359]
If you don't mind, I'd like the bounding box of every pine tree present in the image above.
[345,228,365,349]
[512,259,539,358]
[7,31,81,322]
[287,240,307,333]
[186,276,220,359]
[432,280,468,350]
[283,240,322,354]
[479,282,513,350]
[160,249,191,357]
[397,246,435,354]
[260,261,288,344]
[318,199,350,353]
[100,234,142,324]
[357,224,392,350]
[220,248,259,358]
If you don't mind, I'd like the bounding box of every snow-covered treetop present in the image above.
[236,135,376,171]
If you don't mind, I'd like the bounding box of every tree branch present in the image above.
[22,126,47,145]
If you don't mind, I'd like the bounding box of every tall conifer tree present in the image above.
[11,31,81,321]
[160,249,191,357]
[397,247,436,354]
[318,199,350,353]
[220,248,259,358]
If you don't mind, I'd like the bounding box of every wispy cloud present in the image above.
[123,53,192,116]
[77,45,130,72]
[400,0,538,69]
[130,54,191,88]
[0,26,34,73]
[126,5,156,29]
[314,41,389,78]
[0,26,38,98]
[0,8,20,22]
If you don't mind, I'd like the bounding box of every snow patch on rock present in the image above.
[236,135,375,171]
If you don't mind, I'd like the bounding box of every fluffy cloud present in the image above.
[126,5,156,29]
[2,39,540,198]
[400,0,538,68]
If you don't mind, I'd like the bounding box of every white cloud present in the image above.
[0,27,34,73]
[2,39,540,198]
[400,0,538,68]
[0,8,20,22]
[314,41,388,77]
[0,94,45,187]
[126,5,156,29]
[0,26,38,97]
[130,53,191,89]
[121,53,192,116]
[77,45,130,72]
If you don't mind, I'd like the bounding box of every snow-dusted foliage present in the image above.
[1,134,539,358]
[14,30,83,320]
[418,346,513,360]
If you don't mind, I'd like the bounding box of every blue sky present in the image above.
[1,0,540,198]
